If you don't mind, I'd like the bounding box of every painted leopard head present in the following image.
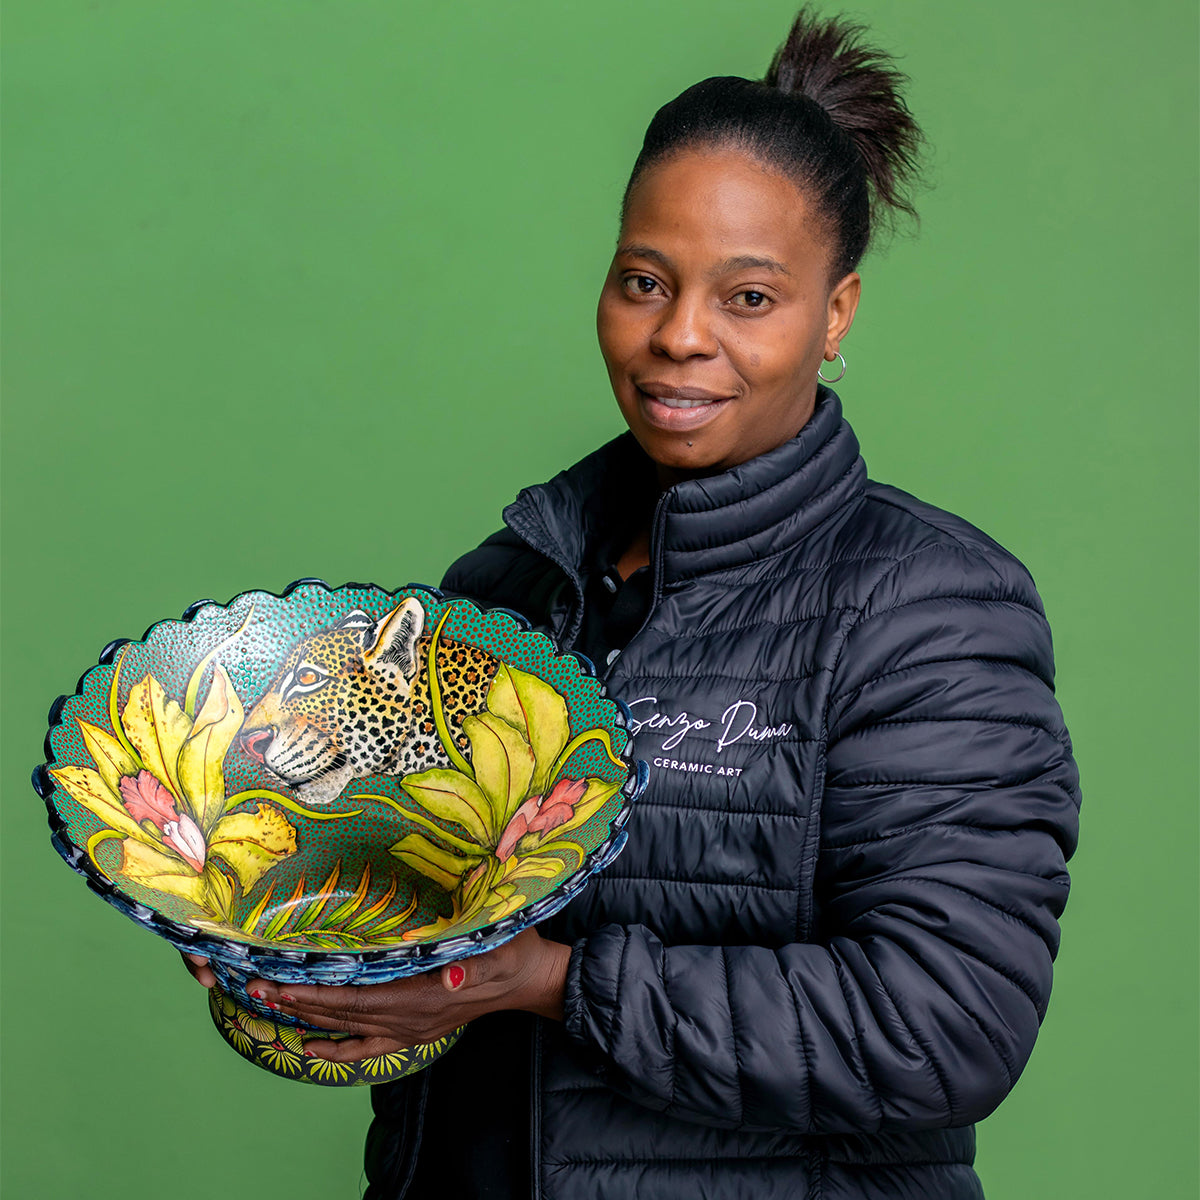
[240,597,426,805]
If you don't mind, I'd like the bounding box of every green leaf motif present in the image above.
[524,836,586,869]
[426,609,473,777]
[401,770,494,846]
[324,864,373,927]
[183,604,255,719]
[390,832,484,892]
[505,854,570,882]
[262,877,307,940]
[293,863,341,932]
[203,864,235,922]
[486,664,570,798]
[345,874,399,931]
[462,710,535,831]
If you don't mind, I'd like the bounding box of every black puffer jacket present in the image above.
[367,388,1080,1199]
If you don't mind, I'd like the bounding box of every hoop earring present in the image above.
[817,352,846,384]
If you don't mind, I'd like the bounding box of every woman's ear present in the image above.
[825,271,861,360]
[363,597,425,677]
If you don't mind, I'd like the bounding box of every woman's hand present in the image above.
[181,952,215,988]
[241,928,571,1063]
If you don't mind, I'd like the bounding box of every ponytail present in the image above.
[621,7,925,278]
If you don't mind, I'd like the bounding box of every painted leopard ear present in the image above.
[362,597,425,677]
[334,610,375,632]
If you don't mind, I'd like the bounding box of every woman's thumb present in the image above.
[441,961,467,990]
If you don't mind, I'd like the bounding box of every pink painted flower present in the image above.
[496,777,588,860]
[495,809,533,861]
[119,770,180,827]
[162,812,207,872]
[118,769,207,872]
[532,778,587,833]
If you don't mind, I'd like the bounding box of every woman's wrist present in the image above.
[441,928,571,1023]
[513,937,571,1021]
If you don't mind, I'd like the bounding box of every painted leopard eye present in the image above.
[297,668,323,686]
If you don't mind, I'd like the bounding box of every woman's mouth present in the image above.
[653,395,716,409]
[634,383,733,432]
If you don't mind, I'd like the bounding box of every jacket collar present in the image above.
[502,385,866,589]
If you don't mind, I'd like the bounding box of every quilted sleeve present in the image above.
[562,541,1081,1133]
[439,527,572,639]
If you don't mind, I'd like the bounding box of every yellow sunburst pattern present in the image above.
[361,1050,412,1079]
[258,1040,304,1077]
[207,985,464,1086]
[415,1035,457,1063]
[306,1058,356,1085]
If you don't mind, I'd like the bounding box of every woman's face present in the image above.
[597,145,861,478]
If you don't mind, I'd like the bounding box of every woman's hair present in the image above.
[621,7,924,280]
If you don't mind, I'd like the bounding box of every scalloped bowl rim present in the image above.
[35,578,647,983]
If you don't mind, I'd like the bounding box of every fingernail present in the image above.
[447,964,465,989]
[302,1045,315,1058]
[265,1001,279,1011]
[248,988,264,1000]
[280,993,294,1003]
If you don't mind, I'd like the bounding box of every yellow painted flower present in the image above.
[50,653,297,920]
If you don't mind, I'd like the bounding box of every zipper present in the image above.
[393,1073,430,1200]
[508,491,672,1196]
[530,1018,543,1200]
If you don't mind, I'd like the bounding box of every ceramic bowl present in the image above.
[35,580,644,1087]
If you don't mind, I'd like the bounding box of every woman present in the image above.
[187,10,1080,1198]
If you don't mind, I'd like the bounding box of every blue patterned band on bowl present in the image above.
[35,580,646,1083]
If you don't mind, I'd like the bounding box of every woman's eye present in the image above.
[732,290,771,309]
[624,274,661,296]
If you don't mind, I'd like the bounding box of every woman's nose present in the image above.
[649,295,718,360]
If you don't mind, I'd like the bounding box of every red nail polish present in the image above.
[280,993,295,1003]
[266,1001,279,1011]
[248,988,264,1000]
[447,965,465,989]
[302,1046,315,1058]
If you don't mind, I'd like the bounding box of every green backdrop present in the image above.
[3,2,1196,1196]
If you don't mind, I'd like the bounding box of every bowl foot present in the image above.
[207,984,462,1087]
